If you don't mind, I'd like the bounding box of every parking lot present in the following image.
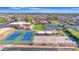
[33,35,76,47]
[33,35,75,43]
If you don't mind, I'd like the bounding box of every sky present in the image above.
[0,7,79,13]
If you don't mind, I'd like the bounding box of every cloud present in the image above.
[72,8,79,10]
[10,7,25,9]
[28,7,54,13]
[28,7,43,10]
[1,7,79,13]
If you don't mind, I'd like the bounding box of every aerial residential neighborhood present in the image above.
[0,7,79,51]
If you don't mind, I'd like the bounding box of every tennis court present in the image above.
[0,30,34,44]
[6,31,21,41]
[23,32,33,41]
[44,24,60,30]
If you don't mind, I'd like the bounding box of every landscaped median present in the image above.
[66,28,79,41]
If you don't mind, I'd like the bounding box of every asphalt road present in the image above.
[1,47,75,51]
[0,20,15,28]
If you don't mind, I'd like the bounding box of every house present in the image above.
[38,20,48,25]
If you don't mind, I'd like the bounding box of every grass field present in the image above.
[32,24,44,30]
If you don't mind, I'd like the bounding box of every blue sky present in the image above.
[0,7,79,13]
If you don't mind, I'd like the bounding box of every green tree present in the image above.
[34,18,38,21]
[0,17,5,23]
[28,18,34,22]
[66,28,79,41]
[23,18,29,22]
[15,18,20,22]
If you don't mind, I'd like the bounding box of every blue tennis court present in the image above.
[6,31,21,40]
[24,32,33,36]
[23,32,33,41]
[44,24,60,30]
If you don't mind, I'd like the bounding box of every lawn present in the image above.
[33,24,44,30]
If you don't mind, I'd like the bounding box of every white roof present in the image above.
[10,21,30,25]
[36,31,46,34]
[46,31,52,34]
[0,27,11,34]
[36,31,52,34]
